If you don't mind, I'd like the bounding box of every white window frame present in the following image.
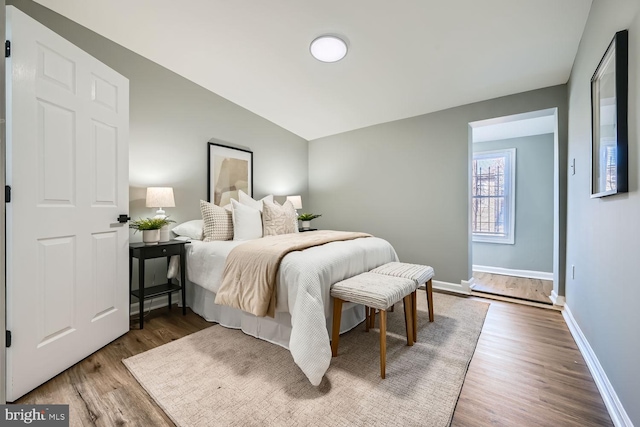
[472,148,516,245]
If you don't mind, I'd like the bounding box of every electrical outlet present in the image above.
[571,265,575,279]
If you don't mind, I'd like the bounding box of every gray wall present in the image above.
[566,0,640,423]
[473,134,554,273]
[9,0,309,289]
[309,86,567,286]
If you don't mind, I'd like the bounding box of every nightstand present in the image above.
[129,240,190,329]
[299,228,318,232]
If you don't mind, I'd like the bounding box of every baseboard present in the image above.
[563,304,632,427]
[473,264,553,281]
[549,290,565,306]
[130,291,181,316]
[432,279,471,295]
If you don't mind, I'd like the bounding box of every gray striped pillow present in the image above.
[200,200,233,241]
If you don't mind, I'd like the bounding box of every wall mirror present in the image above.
[591,30,628,198]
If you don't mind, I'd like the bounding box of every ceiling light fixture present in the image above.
[310,35,348,63]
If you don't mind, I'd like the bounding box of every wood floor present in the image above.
[17,296,612,427]
[472,271,554,304]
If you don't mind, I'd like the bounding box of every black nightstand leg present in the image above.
[139,257,145,329]
[180,248,187,315]
[129,248,133,308]
[167,256,172,311]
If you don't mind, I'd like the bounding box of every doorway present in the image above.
[468,109,558,305]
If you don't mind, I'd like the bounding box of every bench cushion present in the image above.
[331,272,415,310]
[371,262,434,286]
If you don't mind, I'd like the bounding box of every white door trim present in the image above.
[0,0,6,406]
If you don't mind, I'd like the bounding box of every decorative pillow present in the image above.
[238,189,273,212]
[231,199,263,241]
[200,200,234,241]
[262,200,297,236]
[171,219,204,240]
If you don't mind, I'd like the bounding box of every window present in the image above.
[472,148,515,244]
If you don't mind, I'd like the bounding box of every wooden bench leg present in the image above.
[404,291,418,345]
[412,290,417,343]
[403,294,414,346]
[426,279,434,322]
[380,309,387,379]
[370,308,376,329]
[365,305,370,332]
[331,298,343,357]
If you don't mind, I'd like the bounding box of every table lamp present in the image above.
[146,187,175,242]
[286,195,302,210]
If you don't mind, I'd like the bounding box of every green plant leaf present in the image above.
[298,213,322,221]
[129,217,175,232]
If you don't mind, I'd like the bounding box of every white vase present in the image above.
[142,229,160,245]
[159,224,171,242]
[301,221,311,229]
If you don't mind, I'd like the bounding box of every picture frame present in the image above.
[591,29,628,198]
[207,142,253,206]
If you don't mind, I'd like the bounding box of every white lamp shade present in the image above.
[146,187,175,208]
[286,195,303,210]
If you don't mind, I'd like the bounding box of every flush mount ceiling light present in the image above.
[310,35,348,63]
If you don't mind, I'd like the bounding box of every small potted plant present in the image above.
[130,217,175,245]
[298,213,321,230]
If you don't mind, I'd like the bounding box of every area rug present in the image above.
[123,293,489,427]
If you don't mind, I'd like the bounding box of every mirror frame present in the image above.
[591,30,628,198]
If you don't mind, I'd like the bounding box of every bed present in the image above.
[181,235,398,385]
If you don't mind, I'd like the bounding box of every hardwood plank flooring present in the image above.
[451,295,611,427]
[16,298,612,426]
[472,271,554,304]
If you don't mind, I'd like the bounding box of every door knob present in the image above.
[117,214,130,223]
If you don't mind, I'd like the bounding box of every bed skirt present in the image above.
[185,280,366,350]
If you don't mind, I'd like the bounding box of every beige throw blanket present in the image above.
[214,230,371,317]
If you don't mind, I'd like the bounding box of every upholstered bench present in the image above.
[371,262,435,341]
[330,272,416,379]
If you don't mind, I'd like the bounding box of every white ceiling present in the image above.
[34,0,592,141]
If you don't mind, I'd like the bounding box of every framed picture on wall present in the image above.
[207,142,253,206]
[591,29,628,198]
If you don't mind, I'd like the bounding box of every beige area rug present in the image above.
[123,293,489,427]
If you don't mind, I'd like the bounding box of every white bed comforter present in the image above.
[184,236,398,385]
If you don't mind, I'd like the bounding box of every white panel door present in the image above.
[5,6,129,401]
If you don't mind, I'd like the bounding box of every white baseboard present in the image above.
[432,279,471,295]
[473,264,553,281]
[563,304,633,427]
[130,291,181,316]
[549,290,565,306]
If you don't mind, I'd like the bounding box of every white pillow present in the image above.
[238,189,273,212]
[171,220,204,240]
[231,199,263,241]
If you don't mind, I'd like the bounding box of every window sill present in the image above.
[473,236,514,245]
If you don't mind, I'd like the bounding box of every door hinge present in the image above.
[6,330,11,348]
[5,40,10,58]
[5,185,10,203]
